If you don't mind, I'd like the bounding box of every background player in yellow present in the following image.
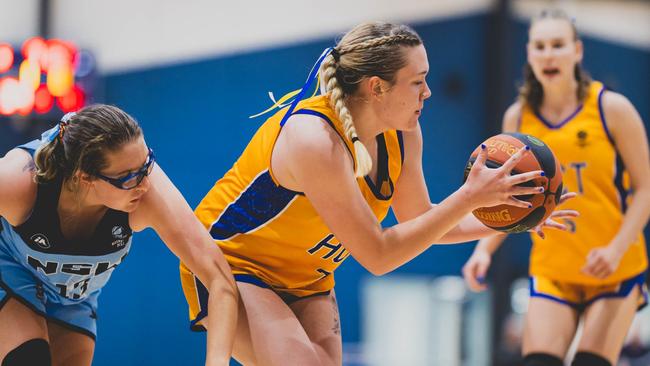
[0,106,238,366]
[181,21,575,366]
[462,10,650,366]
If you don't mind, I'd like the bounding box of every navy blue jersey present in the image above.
[0,133,132,304]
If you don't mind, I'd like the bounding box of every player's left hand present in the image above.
[581,244,625,279]
[529,192,579,239]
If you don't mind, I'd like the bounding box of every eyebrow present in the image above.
[417,70,428,76]
[107,167,138,178]
[532,37,566,42]
[111,155,150,176]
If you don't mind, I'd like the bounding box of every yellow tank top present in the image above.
[519,81,647,284]
[194,95,404,296]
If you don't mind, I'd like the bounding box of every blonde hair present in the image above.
[518,9,591,112]
[319,21,421,177]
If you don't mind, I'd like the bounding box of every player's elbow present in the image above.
[356,250,393,276]
[206,258,237,290]
[361,261,390,276]
[366,265,391,276]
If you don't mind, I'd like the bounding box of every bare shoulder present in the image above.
[601,90,637,118]
[502,101,523,133]
[601,91,644,137]
[0,148,38,224]
[281,113,350,156]
[272,113,354,191]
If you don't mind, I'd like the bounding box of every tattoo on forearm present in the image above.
[23,160,36,172]
[331,294,341,335]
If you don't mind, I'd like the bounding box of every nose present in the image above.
[136,175,151,194]
[421,81,432,100]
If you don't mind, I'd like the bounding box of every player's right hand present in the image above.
[463,145,544,209]
[462,248,492,292]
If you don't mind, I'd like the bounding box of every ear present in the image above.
[367,76,387,99]
[77,171,94,186]
[575,40,584,63]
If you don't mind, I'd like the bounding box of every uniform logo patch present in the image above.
[577,130,589,148]
[30,233,50,249]
[111,226,128,248]
[111,226,127,239]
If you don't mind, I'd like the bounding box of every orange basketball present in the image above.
[463,133,563,233]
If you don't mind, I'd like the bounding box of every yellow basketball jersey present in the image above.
[192,95,404,297]
[519,81,647,284]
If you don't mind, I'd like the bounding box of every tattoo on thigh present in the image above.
[331,294,341,335]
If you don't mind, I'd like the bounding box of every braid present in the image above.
[320,54,372,177]
[317,22,422,177]
[339,34,420,55]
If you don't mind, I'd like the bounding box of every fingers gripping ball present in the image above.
[463,133,563,233]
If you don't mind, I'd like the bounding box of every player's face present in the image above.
[379,44,431,131]
[527,19,583,86]
[89,137,152,212]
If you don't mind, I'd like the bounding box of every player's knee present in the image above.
[522,352,564,366]
[2,339,51,366]
[571,351,611,366]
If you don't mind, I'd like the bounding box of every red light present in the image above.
[48,41,73,67]
[0,44,13,73]
[17,97,35,115]
[19,59,41,91]
[47,62,73,97]
[22,37,49,70]
[0,77,34,115]
[56,85,85,112]
[34,84,54,114]
[48,39,77,60]
[0,77,13,114]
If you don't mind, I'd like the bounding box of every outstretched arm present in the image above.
[276,114,542,276]
[390,124,498,243]
[131,166,238,366]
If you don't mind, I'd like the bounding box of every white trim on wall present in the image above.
[50,0,495,73]
[0,0,39,44]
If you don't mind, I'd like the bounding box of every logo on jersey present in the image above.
[111,226,128,247]
[576,130,589,148]
[112,226,127,239]
[30,233,51,249]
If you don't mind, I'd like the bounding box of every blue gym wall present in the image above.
[90,14,649,366]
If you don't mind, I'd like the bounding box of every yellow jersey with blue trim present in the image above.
[519,81,647,284]
[194,95,405,297]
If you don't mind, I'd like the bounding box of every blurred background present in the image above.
[0,0,648,365]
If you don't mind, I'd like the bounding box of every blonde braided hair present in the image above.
[319,22,421,177]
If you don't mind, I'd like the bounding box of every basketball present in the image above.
[463,133,563,233]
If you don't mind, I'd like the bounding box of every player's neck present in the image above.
[58,182,106,219]
[346,97,384,145]
[541,79,579,113]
